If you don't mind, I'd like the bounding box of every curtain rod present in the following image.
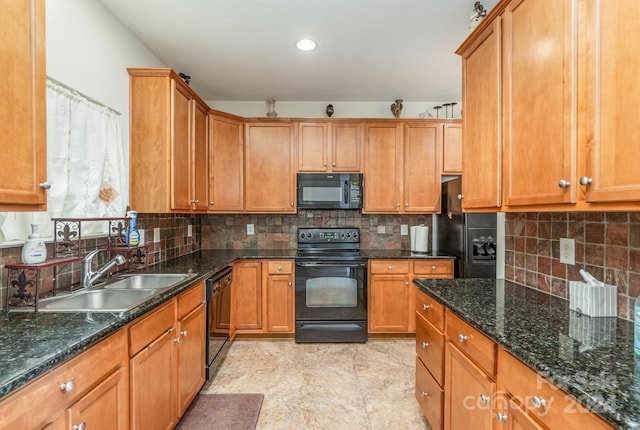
[46,76,122,115]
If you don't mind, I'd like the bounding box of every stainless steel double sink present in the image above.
[37,273,194,312]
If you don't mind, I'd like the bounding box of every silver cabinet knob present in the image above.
[457,193,464,200]
[431,266,436,271]
[60,380,75,392]
[210,201,215,205]
[323,162,327,166]
[181,330,188,337]
[558,179,571,188]
[458,334,468,342]
[495,412,508,422]
[422,304,430,310]
[421,342,430,348]
[395,203,400,207]
[39,181,51,189]
[579,176,593,185]
[174,337,182,343]
[190,199,200,203]
[388,265,393,270]
[277,265,282,271]
[480,394,490,404]
[531,395,547,409]
[405,203,409,207]
[332,162,336,167]
[290,202,294,206]
[420,391,429,398]
[73,423,87,430]
[405,281,409,286]
[288,281,292,286]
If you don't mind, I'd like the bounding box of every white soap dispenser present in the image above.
[21,223,47,264]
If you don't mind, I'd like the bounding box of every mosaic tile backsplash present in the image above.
[200,210,433,250]
[504,212,640,320]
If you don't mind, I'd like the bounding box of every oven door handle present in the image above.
[295,261,367,268]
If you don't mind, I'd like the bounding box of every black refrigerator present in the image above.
[436,177,497,278]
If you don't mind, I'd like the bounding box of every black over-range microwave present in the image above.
[296,173,363,209]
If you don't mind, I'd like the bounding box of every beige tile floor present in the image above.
[202,339,431,430]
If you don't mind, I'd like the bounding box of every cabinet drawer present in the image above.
[129,300,176,355]
[446,311,496,376]
[415,356,444,430]
[416,313,445,386]
[0,329,127,429]
[267,260,293,274]
[178,281,204,318]
[498,349,613,430]
[370,260,410,274]
[413,259,454,278]
[415,288,444,331]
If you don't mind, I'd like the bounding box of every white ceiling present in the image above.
[98,0,498,102]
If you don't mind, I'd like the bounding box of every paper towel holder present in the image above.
[410,225,429,254]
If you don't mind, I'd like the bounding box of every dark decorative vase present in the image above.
[390,99,403,118]
[326,104,334,118]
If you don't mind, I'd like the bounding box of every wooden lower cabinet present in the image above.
[234,259,295,335]
[415,357,444,430]
[445,342,496,430]
[0,329,128,430]
[177,292,206,416]
[370,259,453,334]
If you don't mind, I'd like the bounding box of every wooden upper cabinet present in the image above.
[0,0,47,211]
[128,68,210,213]
[171,82,193,211]
[581,0,640,203]
[458,17,502,210]
[502,0,577,207]
[404,123,441,213]
[244,121,296,213]
[298,121,362,172]
[363,123,402,212]
[442,123,462,174]
[208,112,244,212]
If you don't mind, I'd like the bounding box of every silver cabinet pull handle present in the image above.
[531,395,547,409]
[458,334,468,342]
[579,176,593,185]
[558,179,571,188]
[39,181,51,189]
[60,380,75,392]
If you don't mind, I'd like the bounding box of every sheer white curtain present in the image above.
[0,78,128,241]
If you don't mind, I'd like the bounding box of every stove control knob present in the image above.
[352,231,359,239]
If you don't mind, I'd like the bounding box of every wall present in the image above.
[208,100,461,119]
[504,211,640,321]
[201,211,433,250]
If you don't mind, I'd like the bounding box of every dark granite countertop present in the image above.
[413,278,639,429]
[362,249,456,259]
[0,249,296,400]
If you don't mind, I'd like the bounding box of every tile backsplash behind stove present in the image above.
[200,210,432,250]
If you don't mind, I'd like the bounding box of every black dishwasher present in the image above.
[205,266,233,379]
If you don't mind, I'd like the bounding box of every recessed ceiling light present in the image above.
[296,39,316,52]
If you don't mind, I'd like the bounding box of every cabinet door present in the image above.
[67,367,128,430]
[404,123,441,212]
[245,123,296,212]
[332,123,362,172]
[368,275,410,332]
[191,100,209,211]
[265,274,294,332]
[460,17,502,210]
[298,122,329,172]
[0,0,47,210]
[442,123,462,174]
[178,303,206,416]
[234,261,263,331]
[445,343,495,430]
[209,114,244,212]
[363,123,402,212]
[171,81,193,211]
[582,0,640,203]
[503,0,577,206]
[130,327,177,430]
